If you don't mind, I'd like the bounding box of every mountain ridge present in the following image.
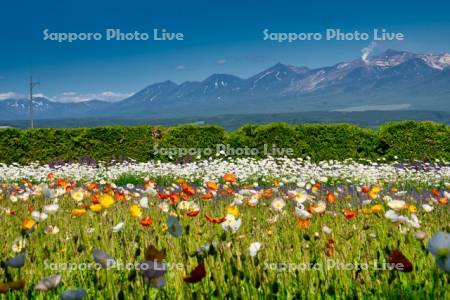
[1,49,449,120]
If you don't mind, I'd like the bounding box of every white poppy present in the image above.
[112,222,125,233]
[31,211,48,222]
[249,242,262,257]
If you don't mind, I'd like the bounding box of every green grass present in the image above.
[0,183,449,299]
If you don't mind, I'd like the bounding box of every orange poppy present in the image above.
[47,172,55,180]
[86,182,97,191]
[262,189,273,199]
[343,209,357,219]
[204,214,226,224]
[206,181,218,191]
[115,191,125,202]
[202,191,214,200]
[143,180,156,190]
[223,173,237,183]
[224,187,234,195]
[297,219,310,229]
[326,191,336,204]
[22,218,36,231]
[438,197,448,205]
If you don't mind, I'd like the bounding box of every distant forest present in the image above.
[1,110,449,131]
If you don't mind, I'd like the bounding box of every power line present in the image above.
[29,76,40,129]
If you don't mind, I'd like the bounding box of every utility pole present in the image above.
[29,76,40,129]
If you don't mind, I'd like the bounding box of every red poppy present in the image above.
[140,217,153,227]
[144,244,165,262]
[325,239,335,257]
[343,209,357,219]
[0,279,26,293]
[187,210,200,217]
[158,192,170,200]
[361,186,370,193]
[27,204,35,213]
[91,194,100,204]
[103,186,113,194]
[182,182,196,196]
[204,214,226,224]
[389,250,413,272]
[431,188,440,198]
[169,193,181,205]
[184,264,206,283]
[47,172,54,180]
[57,178,67,187]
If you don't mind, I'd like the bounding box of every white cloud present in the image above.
[51,91,133,103]
[34,93,48,98]
[0,92,20,100]
[216,58,227,65]
[175,65,186,71]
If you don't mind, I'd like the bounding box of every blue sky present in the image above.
[0,0,449,102]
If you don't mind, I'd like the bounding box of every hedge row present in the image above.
[0,121,448,164]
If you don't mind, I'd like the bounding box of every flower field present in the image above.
[0,158,449,299]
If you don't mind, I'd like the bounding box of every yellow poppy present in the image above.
[368,190,378,200]
[100,194,115,208]
[71,208,86,217]
[371,204,384,214]
[227,205,240,217]
[90,204,103,213]
[361,207,371,214]
[408,205,417,213]
[130,204,142,218]
[371,186,381,193]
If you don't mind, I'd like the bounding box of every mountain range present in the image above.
[1,49,449,120]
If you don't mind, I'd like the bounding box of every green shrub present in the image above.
[0,121,448,164]
[378,121,450,161]
[294,124,379,161]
